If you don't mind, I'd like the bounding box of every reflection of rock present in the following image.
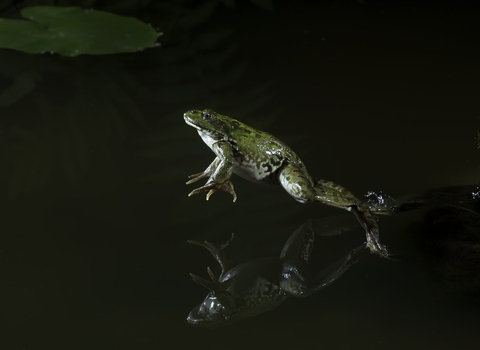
[410,185,480,297]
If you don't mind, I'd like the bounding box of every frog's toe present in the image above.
[188,181,237,202]
[206,181,237,202]
[217,180,236,202]
[188,185,210,198]
[186,172,206,184]
[187,188,201,197]
[206,188,216,201]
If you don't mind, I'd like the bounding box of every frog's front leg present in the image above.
[187,233,235,277]
[186,157,221,185]
[186,141,238,202]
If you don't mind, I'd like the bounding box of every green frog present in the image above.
[187,218,368,327]
[184,109,395,257]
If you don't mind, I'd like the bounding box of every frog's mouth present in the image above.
[187,306,232,328]
[183,117,203,131]
[184,117,223,141]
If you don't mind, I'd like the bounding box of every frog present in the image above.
[187,218,368,327]
[184,109,396,258]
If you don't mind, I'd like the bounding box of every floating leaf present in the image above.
[0,6,161,56]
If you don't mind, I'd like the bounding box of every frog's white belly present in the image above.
[197,130,280,183]
[233,158,270,182]
[198,130,217,150]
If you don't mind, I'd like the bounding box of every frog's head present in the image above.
[184,109,231,142]
[187,267,237,328]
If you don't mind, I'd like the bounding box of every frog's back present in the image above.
[232,129,306,184]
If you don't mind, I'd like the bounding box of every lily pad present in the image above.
[0,6,161,56]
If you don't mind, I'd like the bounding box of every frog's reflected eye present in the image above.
[202,112,213,120]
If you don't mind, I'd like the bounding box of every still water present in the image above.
[1,1,479,349]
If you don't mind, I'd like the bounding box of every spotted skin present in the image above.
[184,109,395,258]
[188,220,368,327]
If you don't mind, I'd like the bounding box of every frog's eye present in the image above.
[202,111,213,120]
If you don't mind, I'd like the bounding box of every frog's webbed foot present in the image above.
[188,180,237,202]
[187,155,236,201]
[350,205,390,258]
[365,234,390,259]
[188,233,235,278]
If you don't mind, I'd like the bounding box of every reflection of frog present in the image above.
[184,109,395,257]
[187,218,367,327]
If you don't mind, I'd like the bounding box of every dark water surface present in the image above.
[1,1,479,349]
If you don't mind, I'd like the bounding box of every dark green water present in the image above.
[1,1,479,349]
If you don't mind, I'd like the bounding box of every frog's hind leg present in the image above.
[279,166,390,257]
[277,165,353,206]
[319,178,400,216]
[311,243,369,293]
[279,216,360,263]
[350,204,390,258]
[313,178,391,257]
[279,220,369,297]
[277,164,317,203]
[313,178,361,207]
[278,220,317,297]
[279,218,367,297]
[279,220,316,264]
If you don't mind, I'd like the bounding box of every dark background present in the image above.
[1,0,479,349]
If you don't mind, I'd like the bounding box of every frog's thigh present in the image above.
[279,221,316,297]
[278,165,315,203]
[280,244,368,297]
